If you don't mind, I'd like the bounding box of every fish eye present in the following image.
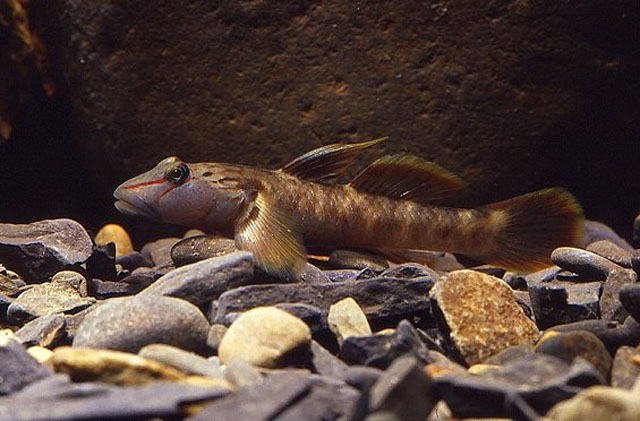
[165,163,190,184]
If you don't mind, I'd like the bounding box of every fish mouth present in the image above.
[113,189,158,219]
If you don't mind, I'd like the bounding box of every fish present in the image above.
[113,138,584,279]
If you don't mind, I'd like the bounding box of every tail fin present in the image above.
[480,188,584,271]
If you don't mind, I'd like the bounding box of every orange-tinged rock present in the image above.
[94,224,134,257]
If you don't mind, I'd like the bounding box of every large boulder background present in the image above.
[1,0,638,244]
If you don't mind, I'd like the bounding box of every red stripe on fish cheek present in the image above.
[153,176,192,204]
[122,177,166,190]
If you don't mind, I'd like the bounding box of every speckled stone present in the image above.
[600,269,637,322]
[551,247,624,280]
[328,249,389,272]
[430,270,540,365]
[51,270,88,297]
[7,281,96,323]
[15,313,67,347]
[170,235,238,267]
[547,386,640,420]
[611,346,640,389]
[586,240,633,268]
[141,237,182,268]
[535,330,613,381]
[94,224,134,258]
[218,306,312,368]
[0,219,93,282]
[327,297,372,345]
[73,295,209,353]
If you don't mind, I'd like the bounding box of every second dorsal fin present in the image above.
[348,155,466,203]
[279,137,388,182]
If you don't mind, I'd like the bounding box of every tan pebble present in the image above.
[51,270,88,297]
[218,306,311,368]
[547,385,640,420]
[27,346,54,364]
[467,364,500,374]
[94,224,134,257]
[327,297,372,345]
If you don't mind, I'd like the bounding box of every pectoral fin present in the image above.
[235,191,307,280]
[349,155,466,203]
[279,137,388,182]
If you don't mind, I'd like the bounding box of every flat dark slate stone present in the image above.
[0,374,229,421]
[434,354,605,419]
[339,320,430,369]
[214,277,434,327]
[0,219,93,282]
[549,317,640,355]
[528,281,601,330]
[0,338,52,396]
[619,283,640,324]
[15,313,67,348]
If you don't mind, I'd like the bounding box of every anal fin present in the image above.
[235,191,307,280]
[279,137,388,182]
[349,155,466,203]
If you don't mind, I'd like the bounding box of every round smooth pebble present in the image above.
[51,270,88,297]
[547,386,640,420]
[327,297,372,345]
[218,306,312,368]
[73,295,209,353]
[138,343,223,378]
[551,247,624,280]
[94,224,134,258]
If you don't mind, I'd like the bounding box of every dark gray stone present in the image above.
[0,337,52,396]
[0,273,22,297]
[139,251,255,306]
[0,293,13,324]
[379,263,440,280]
[611,346,640,389]
[339,320,430,369]
[535,330,613,381]
[0,219,93,282]
[525,266,562,284]
[170,235,238,267]
[73,295,210,353]
[484,344,535,366]
[632,249,640,276]
[434,354,604,419]
[89,278,150,298]
[141,237,181,268]
[586,240,633,268]
[328,249,389,272]
[214,278,434,328]
[223,358,263,388]
[322,269,360,283]
[342,366,383,392]
[550,317,640,356]
[309,340,349,378]
[599,269,637,322]
[369,355,436,421]
[528,281,601,330]
[275,303,324,332]
[584,220,633,252]
[138,344,223,378]
[551,247,624,280]
[187,372,312,421]
[7,281,96,323]
[299,263,331,284]
[0,374,229,421]
[15,313,67,348]
[85,243,117,281]
[115,251,153,271]
[619,283,640,324]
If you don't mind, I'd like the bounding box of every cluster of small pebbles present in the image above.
[0,218,639,420]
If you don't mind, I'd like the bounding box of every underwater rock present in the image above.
[14,313,67,348]
[140,237,181,268]
[550,317,640,356]
[551,247,623,280]
[138,344,223,378]
[586,240,633,268]
[430,270,539,365]
[170,235,238,267]
[7,281,96,323]
[619,284,640,325]
[0,336,52,396]
[94,223,134,258]
[583,220,634,252]
[528,281,601,330]
[611,346,640,390]
[73,295,209,353]
[309,340,349,378]
[0,219,93,282]
[546,385,640,421]
[328,297,372,346]
[599,269,637,322]
[115,251,153,271]
[85,243,117,281]
[327,249,389,272]
[139,251,255,306]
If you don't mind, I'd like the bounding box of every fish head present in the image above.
[113,157,246,231]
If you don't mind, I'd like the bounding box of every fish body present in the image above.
[114,139,584,278]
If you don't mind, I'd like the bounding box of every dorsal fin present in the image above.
[279,137,388,182]
[348,155,466,203]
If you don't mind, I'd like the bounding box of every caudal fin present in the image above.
[480,188,584,271]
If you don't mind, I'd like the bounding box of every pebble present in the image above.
[430,270,539,365]
[139,251,255,306]
[89,278,151,298]
[0,219,93,282]
[14,313,67,347]
[322,269,360,283]
[584,219,634,251]
[206,324,228,353]
[342,365,383,392]
[379,263,440,280]
[435,354,604,419]
[0,377,230,421]
[0,335,52,395]
[0,293,14,323]
[328,297,372,345]
[535,330,613,381]
[85,243,117,281]
[546,385,640,420]
[73,295,210,353]
[27,345,54,363]
[223,358,263,388]
[368,355,436,421]
[551,247,624,280]
[170,235,238,267]
[0,272,23,297]
[611,346,640,389]
[550,317,640,355]
[600,269,637,322]
[214,278,434,328]
[528,280,601,329]
[327,249,389,272]
[7,281,96,323]
[115,251,153,271]
[525,265,562,284]
[309,340,349,378]
[299,262,331,284]
[619,283,640,324]
[483,344,535,365]
[218,306,312,368]
[586,239,633,268]
[274,302,323,332]
[94,224,134,258]
[139,344,223,378]
[51,270,88,297]
[339,320,430,369]
[141,237,182,267]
